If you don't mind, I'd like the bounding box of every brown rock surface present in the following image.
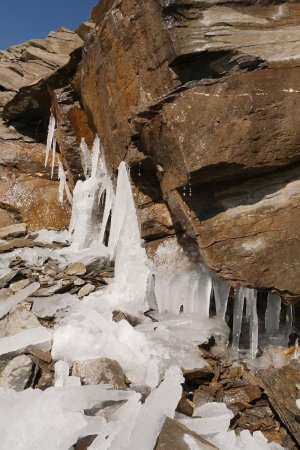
[0,29,80,231]
[77,0,300,296]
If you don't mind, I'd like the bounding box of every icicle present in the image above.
[69,135,114,251]
[232,287,245,350]
[293,338,300,359]
[248,289,258,359]
[194,266,212,318]
[138,162,142,177]
[265,293,281,336]
[212,276,230,320]
[146,273,158,311]
[183,186,186,197]
[91,136,100,178]
[80,137,92,179]
[50,137,56,179]
[58,159,72,204]
[108,161,150,307]
[45,113,55,167]
[286,304,295,334]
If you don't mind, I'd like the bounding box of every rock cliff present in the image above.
[2,0,300,299]
[75,0,300,299]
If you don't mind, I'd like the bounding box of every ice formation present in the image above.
[0,385,132,450]
[80,137,92,179]
[232,287,258,357]
[32,293,79,318]
[0,282,40,319]
[69,135,114,251]
[265,293,281,336]
[58,159,72,204]
[50,136,57,179]
[107,161,149,308]
[45,113,56,167]
[1,122,291,449]
[0,327,51,356]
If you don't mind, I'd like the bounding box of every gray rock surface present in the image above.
[72,358,128,389]
[0,355,34,391]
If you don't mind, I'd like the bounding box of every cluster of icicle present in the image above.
[44,114,297,362]
[44,113,72,204]
[0,115,290,449]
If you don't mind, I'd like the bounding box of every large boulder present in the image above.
[77,0,300,297]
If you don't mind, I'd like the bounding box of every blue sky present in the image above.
[0,0,98,49]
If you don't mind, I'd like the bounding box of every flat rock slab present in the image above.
[0,223,27,240]
[257,360,300,446]
[0,239,66,253]
[154,417,218,450]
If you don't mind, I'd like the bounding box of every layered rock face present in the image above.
[75,0,300,297]
[0,28,83,230]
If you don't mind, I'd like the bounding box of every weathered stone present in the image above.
[72,358,128,389]
[78,283,95,298]
[0,270,19,289]
[65,262,86,276]
[176,396,195,417]
[0,288,13,301]
[193,389,215,409]
[183,366,214,383]
[0,223,27,240]
[0,355,34,391]
[37,370,54,391]
[25,346,52,363]
[10,279,31,293]
[0,306,41,338]
[154,418,217,450]
[257,359,300,446]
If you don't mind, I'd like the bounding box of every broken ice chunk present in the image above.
[0,327,52,356]
[123,366,184,450]
[32,293,79,318]
[0,282,40,319]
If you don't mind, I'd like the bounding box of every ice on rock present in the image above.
[45,113,56,167]
[80,137,92,179]
[248,289,258,359]
[180,402,233,435]
[107,161,149,309]
[58,159,73,205]
[123,366,183,450]
[0,385,131,450]
[51,137,57,179]
[34,229,69,244]
[152,239,212,316]
[32,293,79,318]
[145,358,159,389]
[296,399,300,410]
[0,327,51,356]
[0,282,40,319]
[194,402,234,419]
[212,275,230,320]
[265,293,281,336]
[89,392,142,450]
[52,308,151,385]
[69,135,114,251]
[232,287,245,350]
[54,361,81,387]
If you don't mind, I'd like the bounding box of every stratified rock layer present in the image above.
[77,0,300,296]
[0,28,82,230]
